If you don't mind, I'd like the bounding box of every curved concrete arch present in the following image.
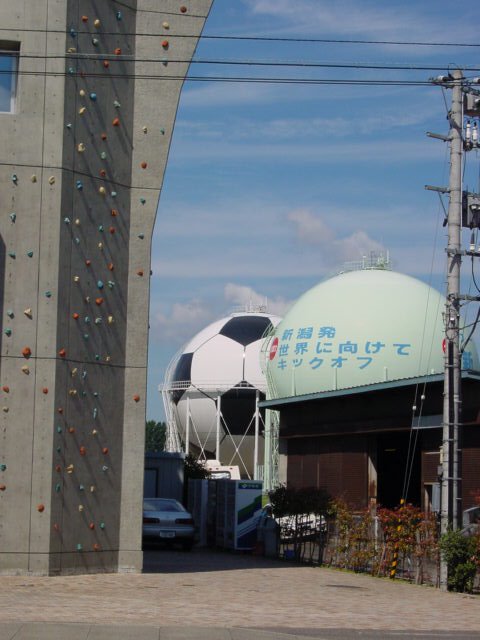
[0,0,213,575]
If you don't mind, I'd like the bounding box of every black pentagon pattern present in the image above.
[219,315,273,347]
[220,384,266,436]
[171,352,193,404]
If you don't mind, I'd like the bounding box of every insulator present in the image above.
[472,122,478,145]
[465,121,472,141]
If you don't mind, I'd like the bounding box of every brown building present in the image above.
[263,372,480,514]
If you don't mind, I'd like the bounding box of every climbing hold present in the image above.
[162,21,170,29]
[70,28,77,36]
[93,543,101,551]
[93,408,98,419]
[66,122,72,128]
[99,169,106,178]
[9,212,16,222]
[138,233,145,239]
[92,429,98,436]
[77,143,86,153]
[112,117,120,127]
[109,226,115,234]
[53,523,60,532]
[92,37,99,46]
[6,309,14,318]
[2,386,9,393]
[116,10,123,20]
[141,161,147,169]
[83,333,89,340]
[97,280,104,289]
[105,355,111,362]
[31,174,37,183]
[76,544,82,551]
[73,275,80,282]
[4,328,12,336]
[0,485,6,492]
[90,92,97,101]
[79,484,84,491]
[56,426,62,433]
[85,260,91,267]
[58,348,66,358]
[160,128,165,135]
[78,504,84,512]
[94,317,102,325]
[66,464,74,473]
[111,209,118,217]
[49,176,56,184]
[107,281,115,289]
[69,389,77,397]
[137,270,144,276]
[8,251,16,259]
[102,466,109,472]
[24,308,32,318]
[162,40,169,49]
[100,522,105,529]
[89,522,95,529]
[54,483,61,492]
[74,237,80,245]
[101,132,107,141]
[21,365,30,374]
[81,15,88,22]
[55,464,61,472]
[57,407,63,414]
[133,394,140,402]
[103,60,110,69]
[64,217,70,224]
[76,180,83,190]
[162,59,168,67]
[100,152,107,161]
[0,464,6,471]
[37,504,45,513]
[90,485,96,492]
[107,262,114,271]
[26,250,33,258]
[98,225,104,232]
[72,312,79,320]
[142,126,148,133]
[79,446,86,456]
[107,315,114,325]
[180,5,187,12]
[79,89,86,97]
[78,106,86,115]
[140,197,146,204]
[42,388,48,394]
[99,186,107,195]
[114,48,122,55]
[95,298,104,306]
[94,18,101,27]
[22,347,32,358]
[95,355,100,361]
[3,407,9,413]
[113,100,121,109]
[45,291,52,298]
[11,173,18,183]
[111,190,117,198]
[102,447,109,455]
[68,67,76,75]
[98,242,103,250]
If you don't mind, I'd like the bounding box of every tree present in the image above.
[145,420,166,452]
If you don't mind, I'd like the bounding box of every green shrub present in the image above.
[439,529,477,593]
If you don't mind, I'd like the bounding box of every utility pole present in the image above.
[428,69,480,590]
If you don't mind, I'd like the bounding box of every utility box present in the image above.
[144,452,185,502]
[215,480,263,550]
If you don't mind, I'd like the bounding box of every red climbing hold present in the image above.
[112,117,120,127]
[95,297,104,306]
[37,504,45,513]
[180,6,187,13]
[133,394,140,402]
[58,348,66,358]
[22,346,32,358]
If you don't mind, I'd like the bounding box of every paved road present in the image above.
[0,548,478,639]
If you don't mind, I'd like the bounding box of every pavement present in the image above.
[0,548,479,640]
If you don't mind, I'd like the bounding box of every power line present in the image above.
[1,27,480,48]
[0,69,436,85]
[6,53,480,73]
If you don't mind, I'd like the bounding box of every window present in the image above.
[0,42,20,113]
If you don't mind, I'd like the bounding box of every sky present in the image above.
[146,0,480,421]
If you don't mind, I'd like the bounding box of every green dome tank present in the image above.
[266,269,478,398]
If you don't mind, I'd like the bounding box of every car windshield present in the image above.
[143,499,186,513]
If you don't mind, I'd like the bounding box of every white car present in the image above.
[143,498,195,550]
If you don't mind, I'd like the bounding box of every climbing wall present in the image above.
[0,0,212,575]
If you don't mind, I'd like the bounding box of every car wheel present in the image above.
[182,541,193,551]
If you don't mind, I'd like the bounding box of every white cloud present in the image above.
[244,0,478,43]
[288,208,385,264]
[150,298,215,346]
[224,282,293,316]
